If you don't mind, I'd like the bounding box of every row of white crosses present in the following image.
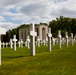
[18,39,24,48]
[29,24,53,56]
[35,37,48,47]
[2,42,9,48]
[17,36,30,49]
[0,34,17,65]
[1,29,75,52]
[57,31,74,49]
[2,31,74,51]
[0,23,75,65]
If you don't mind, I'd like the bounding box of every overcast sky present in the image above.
[0,0,76,30]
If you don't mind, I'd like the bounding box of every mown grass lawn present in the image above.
[0,44,76,75]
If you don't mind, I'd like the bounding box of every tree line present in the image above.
[49,16,76,37]
[2,16,76,42]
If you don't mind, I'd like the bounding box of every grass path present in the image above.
[0,44,76,75]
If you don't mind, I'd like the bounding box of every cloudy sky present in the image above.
[0,0,76,30]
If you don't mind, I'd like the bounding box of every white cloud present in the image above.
[0,22,19,30]
[0,0,76,30]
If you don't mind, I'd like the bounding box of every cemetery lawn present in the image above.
[0,44,76,75]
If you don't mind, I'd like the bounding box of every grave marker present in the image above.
[26,36,30,49]
[0,27,6,65]
[20,39,23,47]
[30,23,37,56]
[47,28,52,51]
[71,33,73,46]
[65,32,68,47]
[2,42,5,48]
[5,42,8,48]
[10,39,13,49]
[58,30,61,49]
[13,35,17,51]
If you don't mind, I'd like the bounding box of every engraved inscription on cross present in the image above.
[30,24,37,37]
[48,28,52,38]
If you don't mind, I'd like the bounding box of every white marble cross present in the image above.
[26,36,30,49]
[37,36,40,47]
[2,42,5,48]
[71,33,74,46]
[20,39,23,47]
[47,28,52,51]
[30,23,37,56]
[13,35,17,51]
[10,39,13,49]
[58,30,61,49]
[65,32,68,47]
[0,27,6,65]
[5,42,8,48]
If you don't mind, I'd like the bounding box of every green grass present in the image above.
[0,44,76,75]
